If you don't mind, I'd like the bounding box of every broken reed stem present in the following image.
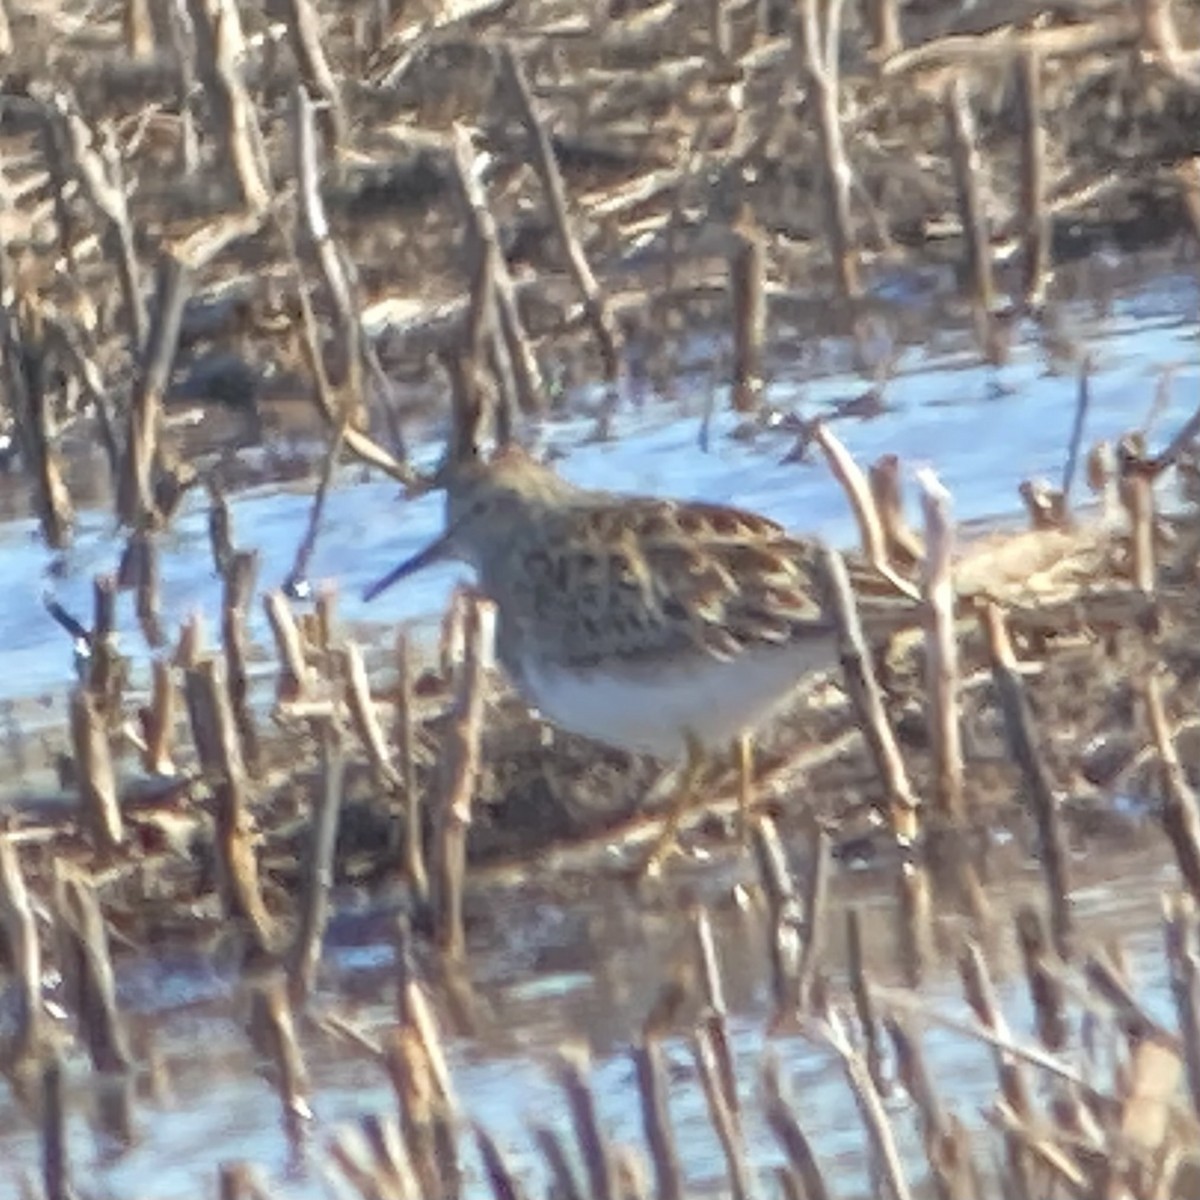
[847,907,888,1099]
[284,419,346,596]
[814,424,890,575]
[817,546,929,982]
[1015,907,1068,1052]
[632,1038,684,1200]
[222,549,261,775]
[53,92,147,348]
[341,640,401,789]
[3,296,74,549]
[69,685,123,853]
[0,837,42,1067]
[761,1058,832,1200]
[184,656,274,953]
[943,76,996,339]
[868,455,922,573]
[187,0,271,210]
[794,0,860,298]
[729,219,766,413]
[692,1021,753,1200]
[432,596,491,957]
[982,606,1074,960]
[958,941,1036,1193]
[264,591,312,704]
[450,124,545,413]
[395,631,428,902]
[556,1046,616,1200]
[499,44,621,383]
[294,86,367,428]
[118,530,165,647]
[533,1125,587,1200]
[41,1049,69,1200]
[246,973,311,1154]
[1014,49,1049,306]
[120,252,192,528]
[750,816,807,1018]
[53,866,135,1145]
[917,469,965,823]
[1143,671,1200,906]
[288,719,345,1007]
[1163,893,1200,1120]
[865,0,902,58]
[476,1124,530,1200]
[139,657,177,775]
[1121,468,1157,595]
[810,1010,914,1200]
[796,824,831,1010]
[277,0,345,146]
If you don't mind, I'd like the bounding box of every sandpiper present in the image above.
[365,447,921,872]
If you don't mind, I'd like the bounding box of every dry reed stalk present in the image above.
[3,297,74,549]
[341,641,401,789]
[1015,907,1068,1052]
[53,867,136,1145]
[533,1124,588,1200]
[41,1050,69,1200]
[943,77,996,344]
[184,656,274,952]
[392,922,454,1103]
[138,657,178,777]
[0,837,42,1068]
[432,596,491,957]
[794,0,861,298]
[0,0,10,56]
[394,631,427,901]
[120,253,192,528]
[288,719,345,1007]
[383,1024,460,1200]
[887,1018,978,1200]
[1121,467,1157,596]
[278,0,345,146]
[692,1019,752,1200]
[87,574,122,710]
[187,0,271,210]
[450,124,545,413]
[750,816,805,1015]
[865,0,902,58]
[124,0,155,56]
[476,1124,529,1200]
[208,481,235,576]
[847,907,887,1098]
[632,1037,683,1200]
[762,1057,832,1200]
[816,547,929,979]
[813,424,890,571]
[52,93,146,348]
[294,87,367,429]
[1143,673,1200,906]
[1163,893,1200,1119]
[264,591,313,705]
[808,1008,914,1200]
[1014,50,1049,306]
[118,530,165,647]
[556,1045,616,1200]
[499,45,621,383]
[868,455,922,573]
[729,218,766,413]
[284,420,347,597]
[958,940,1036,1196]
[217,1162,275,1200]
[918,470,965,823]
[173,610,205,670]
[981,606,1073,959]
[247,973,312,1154]
[221,550,261,775]
[796,824,831,1010]
[69,685,123,853]
[1061,361,1093,508]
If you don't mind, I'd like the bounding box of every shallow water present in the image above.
[0,847,1182,1198]
[0,264,1198,1195]
[1,266,1196,717]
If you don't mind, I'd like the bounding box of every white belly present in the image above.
[519,640,839,760]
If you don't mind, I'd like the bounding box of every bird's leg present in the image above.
[735,732,754,843]
[638,732,707,877]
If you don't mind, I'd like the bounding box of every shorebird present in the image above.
[364,447,921,873]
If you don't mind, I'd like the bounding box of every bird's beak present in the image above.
[363,528,457,602]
